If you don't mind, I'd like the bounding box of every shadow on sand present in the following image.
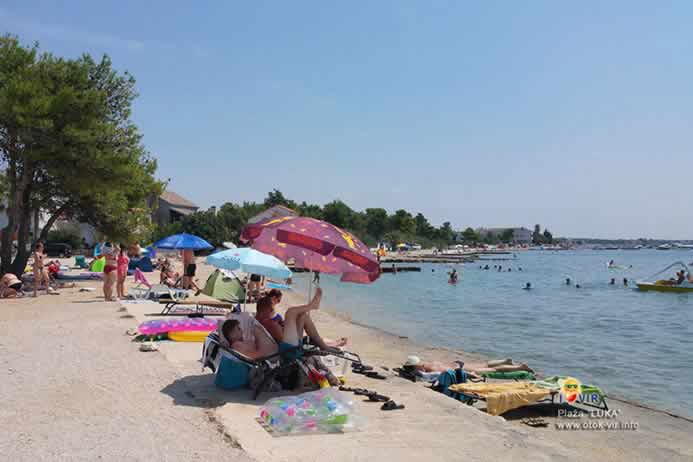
[160,373,297,409]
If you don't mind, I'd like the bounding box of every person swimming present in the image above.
[523,282,532,290]
[448,269,459,284]
[566,277,572,285]
[623,278,628,287]
[610,278,616,285]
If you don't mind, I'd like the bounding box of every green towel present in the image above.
[480,370,535,380]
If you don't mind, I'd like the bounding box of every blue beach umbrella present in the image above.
[206,248,292,280]
[153,233,213,250]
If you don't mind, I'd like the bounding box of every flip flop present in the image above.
[352,364,373,372]
[365,371,386,380]
[366,392,390,402]
[339,386,355,392]
[353,388,371,395]
[381,400,405,411]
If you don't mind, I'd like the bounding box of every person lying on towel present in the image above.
[404,356,533,379]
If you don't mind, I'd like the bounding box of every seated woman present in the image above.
[159,262,180,287]
[262,289,348,348]
[0,273,24,298]
[255,288,341,354]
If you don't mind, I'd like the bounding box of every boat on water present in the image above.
[636,261,693,293]
[657,244,672,250]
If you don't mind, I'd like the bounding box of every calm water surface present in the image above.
[296,250,693,417]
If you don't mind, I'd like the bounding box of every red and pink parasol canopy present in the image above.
[241,216,380,283]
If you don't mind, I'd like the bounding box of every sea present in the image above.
[295,250,693,418]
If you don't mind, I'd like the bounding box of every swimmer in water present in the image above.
[523,282,532,290]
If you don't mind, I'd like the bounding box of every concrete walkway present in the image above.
[0,289,252,462]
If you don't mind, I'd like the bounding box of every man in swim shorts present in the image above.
[221,319,278,359]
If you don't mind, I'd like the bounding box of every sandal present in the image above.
[352,364,373,372]
[522,417,548,428]
[139,342,159,352]
[339,386,355,392]
[353,388,371,396]
[381,400,405,411]
[365,371,386,380]
[366,392,390,402]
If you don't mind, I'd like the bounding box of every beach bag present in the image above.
[202,333,250,390]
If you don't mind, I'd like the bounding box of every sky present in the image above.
[2,1,692,239]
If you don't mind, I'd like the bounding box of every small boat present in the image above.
[657,244,672,250]
[636,261,693,293]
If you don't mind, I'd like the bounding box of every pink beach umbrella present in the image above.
[241,216,380,284]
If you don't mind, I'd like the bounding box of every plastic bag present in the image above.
[259,388,361,435]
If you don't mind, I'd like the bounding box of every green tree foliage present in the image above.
[390,209,416,236]
[364,208,388,240]
[461,227,480,243]
[0,36,161,273]
[322,200,354,230]
[150,189,465,252]
[437,221,454,243]
[414,213,435,239]
[263,189,297,209]
[543,229,553,244]
[532,224,542,245]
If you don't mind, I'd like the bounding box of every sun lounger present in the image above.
[159,299,239,316]
[450,377,608,416]
[131,268,188,302]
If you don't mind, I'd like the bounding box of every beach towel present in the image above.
[449,382,551,416]
[479,371,535,380]
[433,368,467,398]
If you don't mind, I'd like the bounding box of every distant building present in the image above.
[476,227,533,244]
[151,190,199,227]
[247,205,298,224]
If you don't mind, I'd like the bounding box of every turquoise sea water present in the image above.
[296,250,693,417]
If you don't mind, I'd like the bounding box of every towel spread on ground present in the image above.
[448,382,551,415]
[479,370,535,380]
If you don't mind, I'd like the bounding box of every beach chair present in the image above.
[130,268,188,302]
[158,299,239,316]
[201,313,362,399]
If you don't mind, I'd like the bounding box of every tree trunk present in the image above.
[38,205,68,243]
[8,160,36,275]
[0,158,18,274]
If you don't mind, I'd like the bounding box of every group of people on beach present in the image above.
[220,287,347,361]
[92,241,130,301]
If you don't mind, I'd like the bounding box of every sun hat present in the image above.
[404,355,421,367]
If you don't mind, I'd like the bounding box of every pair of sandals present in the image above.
[352,363,386,380]
[339,386,405,411]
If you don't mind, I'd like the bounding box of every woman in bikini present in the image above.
[32,242,53,297]
[102,242,118,301]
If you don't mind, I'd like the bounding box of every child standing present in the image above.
[116,245,130,299]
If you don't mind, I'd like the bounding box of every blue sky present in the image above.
[2,1,692,239]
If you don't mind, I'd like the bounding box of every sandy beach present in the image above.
[2,261,693,461]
